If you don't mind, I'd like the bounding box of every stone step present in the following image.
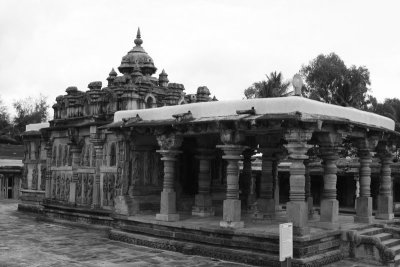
[390,244,400,254]
[109,229,344,266]
[382,238,400,248]
[372,232,393,241]
[358,227,384,236]
[395,254,400,264]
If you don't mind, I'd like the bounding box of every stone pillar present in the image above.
[319,146,340,225]
[156,134,182,222]
[90,127,105,209]
[354,137,377,223]
[376,142,394,220]
[68,145,81,203]
[241,149,256,210]
[192,148,215,217]
[92,144,103,208]
[44,140,53,199]
[354,172,360,209]
[217,144,247,228]
[253,148,276,218]
[284,129,312,235]
[304,158,314,219]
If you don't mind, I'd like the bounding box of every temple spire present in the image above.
[134,27,143,46]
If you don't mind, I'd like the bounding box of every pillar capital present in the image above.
[156,133,183,150]
[217,145,248,161]
[220,128,245,145]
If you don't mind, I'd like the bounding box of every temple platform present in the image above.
[39,202,400,266]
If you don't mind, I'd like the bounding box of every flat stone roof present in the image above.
[25,122,50,132]
[114,97,395,131]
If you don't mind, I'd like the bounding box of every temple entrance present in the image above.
[1,175,14,199]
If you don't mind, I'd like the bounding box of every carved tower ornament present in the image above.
[31,165,38,190]
[40,166,46,190]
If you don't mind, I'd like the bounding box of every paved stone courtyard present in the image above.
[0,200,381,267]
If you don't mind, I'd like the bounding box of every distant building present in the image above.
[0,144,23,199]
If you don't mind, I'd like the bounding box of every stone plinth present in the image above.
[156,191,180,221]
[376,195,394,220]
[355,196,373,223]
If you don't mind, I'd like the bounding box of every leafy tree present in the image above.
[0,96,10,131]
[244,71,291,99]
[373,98,400,131]
[13,94,49,135]
[300,53,372,110]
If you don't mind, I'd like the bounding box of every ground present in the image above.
[0,200,382,267]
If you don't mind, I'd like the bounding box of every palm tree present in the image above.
[244,71,290,99]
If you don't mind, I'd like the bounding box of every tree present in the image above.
[0,96,10,131]
[300,53,372,110]
[373,98,400,131]
[13,94,49,135]
[244,71,291,99]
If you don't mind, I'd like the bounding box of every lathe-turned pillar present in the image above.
[376,141,394,220]
[317,132,342,227]
[284,128,312,235]
[217,129,247,228]
[241,149,256,210]
[156,133,183,222]
[354,137,377,223]
[192,148,215,217]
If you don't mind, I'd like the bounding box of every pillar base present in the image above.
[222,199,242,223]
[376,195,394,220]
[68,182,76,203]
[192,194,215,217]
[355,196,374,223]
[287,201,308,229]
[307,196,314,220]
[219,220,244,229]
[156,213,180,222]
[160,190,177,215]
[320,199,339,223]
[252,198,275,219]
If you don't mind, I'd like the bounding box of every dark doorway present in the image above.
[7,176,13,199]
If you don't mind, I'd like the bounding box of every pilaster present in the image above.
[69,145,82,204]
[90,129,105,208]
[44,140,53,199]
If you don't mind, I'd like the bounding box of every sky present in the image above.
[0,0,399,118]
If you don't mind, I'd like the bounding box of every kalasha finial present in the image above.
[292,74,303,96]
[134,27,143,46]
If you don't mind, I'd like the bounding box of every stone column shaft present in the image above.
[242,149,255,209]
[355,138,376,223]
[192,149,215,217]
[376,143,394,220]
[68,147,81,203]
[156,150,181,221]
[92,145,103,208]
[217,144,247,229]
[284,129,312,236]
[253,149,276,218]
[319,147,340,225]
[44,142,53,199]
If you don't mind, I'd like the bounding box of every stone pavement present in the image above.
[0,200,382,267]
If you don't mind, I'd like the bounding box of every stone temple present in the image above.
[20,29,400,266]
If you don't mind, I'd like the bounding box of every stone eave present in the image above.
[113,97,395,133]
